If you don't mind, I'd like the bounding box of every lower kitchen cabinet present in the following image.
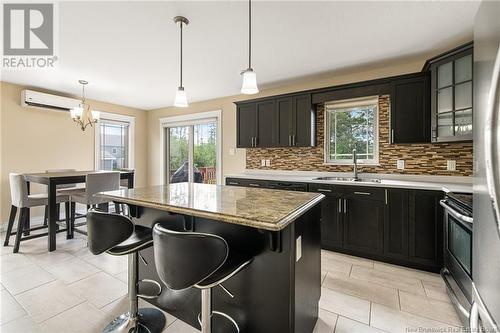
[384,188,409,261]
[226,177,444,272]
[343,196,384,255]
[409,190,444,270]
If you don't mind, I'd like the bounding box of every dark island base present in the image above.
[131,204,322,333]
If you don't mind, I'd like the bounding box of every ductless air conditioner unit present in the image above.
[21,90,81,112]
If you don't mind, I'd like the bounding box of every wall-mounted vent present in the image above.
[21,90,80,112]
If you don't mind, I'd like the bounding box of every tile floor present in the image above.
[0,231,463,333]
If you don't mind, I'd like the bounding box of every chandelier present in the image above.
[70,80,100,131]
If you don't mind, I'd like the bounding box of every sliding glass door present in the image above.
[164,118,218,185]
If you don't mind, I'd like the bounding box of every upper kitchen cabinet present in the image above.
[390,72,431,143]
[236,102,257,148]
[276,94,315,147]
[235,93,315,148]
[424,42,473,142]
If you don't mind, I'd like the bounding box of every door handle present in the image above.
[316,188,332,193]
[288,135,292,146]
[338,198,342,213]
[343,199,347,214]
[484,43,500,239]
[228,182,239,185]
[385,189,388,205]
[254,136,258,147]
[248,183,261,187]
[292,134,296,146]
[391,129,394,143]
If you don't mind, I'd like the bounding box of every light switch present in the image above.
[265,159,271,167]
[397,160,405,170]
[447,160,456,171]
[261,159,266,167]
[296,236,302,262]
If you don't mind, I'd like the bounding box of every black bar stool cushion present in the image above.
[107,225,153,256]
[153,225,228,291]
[87,210,134,255]
[196,250,251,288]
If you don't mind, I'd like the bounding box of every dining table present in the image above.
[24,170,135,252]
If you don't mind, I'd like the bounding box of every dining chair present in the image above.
[4,173,71,253]
[43,169,80,226]
[66,171,121,237]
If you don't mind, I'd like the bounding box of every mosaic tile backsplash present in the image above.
[246,95,473,176]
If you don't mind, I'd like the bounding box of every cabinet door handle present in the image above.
[343,199,347,214]
[316,188,332,193]
[338,198,342,213]
[391,129,394,144]
[248,183,261,187]
[354,191,371,195]
[292,134,296,146]
[228,182,239,185]
[288,134,292,146]
[385,189,388,205]
[254,137,258,147]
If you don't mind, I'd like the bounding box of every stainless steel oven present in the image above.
[440,193,473,326]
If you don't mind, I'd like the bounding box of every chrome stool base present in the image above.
[102,308,166,333]
[197,311,240,333]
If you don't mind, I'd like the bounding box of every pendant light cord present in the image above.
[180,21,183,88]
[248,0,252,70]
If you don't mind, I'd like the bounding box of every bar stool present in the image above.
[152,224,253,333]
[86,210,166,333]
[65,172,120,237]
[4,173,70,253]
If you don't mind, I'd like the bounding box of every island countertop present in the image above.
[98,183,324,231]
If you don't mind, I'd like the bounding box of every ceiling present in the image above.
[1,1,480,110]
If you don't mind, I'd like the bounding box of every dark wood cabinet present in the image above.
[424,42,473,142]
[409,190,444,270]
[236,103,257,148]
[292,94,315,147]
[390,73,431,143]
[309,184,343,250]
[227,177,444,272]
[235,93,315,148]
[343,196,385,255]
[256,100,276,147]
[384,189,409,260]
[276,97,293,147]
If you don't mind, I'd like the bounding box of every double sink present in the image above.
[313,176,381,183]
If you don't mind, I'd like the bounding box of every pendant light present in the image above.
[241,0,259,94]
[70,80,100,131]
[174,16,189,107]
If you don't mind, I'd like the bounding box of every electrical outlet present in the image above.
[397,160,405,170]
[265,159,271,167]
[447,160,456,171]
[261,159,266,167]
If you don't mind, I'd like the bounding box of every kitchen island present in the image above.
[99,183,324,333]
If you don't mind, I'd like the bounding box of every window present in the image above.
[160,110,222,185]
[95,113,135,171]
[324,96,379,164]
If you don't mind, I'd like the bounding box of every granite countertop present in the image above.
[98,183,324,231]
[225,171,473,193]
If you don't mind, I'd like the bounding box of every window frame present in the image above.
[324,96,380,165]
[94,112,135,171]
[159,110,222,185]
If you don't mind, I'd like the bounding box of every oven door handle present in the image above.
[440,200,474,225]
[441,268,470,320]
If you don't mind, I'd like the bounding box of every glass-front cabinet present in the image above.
[428,42,473,142]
